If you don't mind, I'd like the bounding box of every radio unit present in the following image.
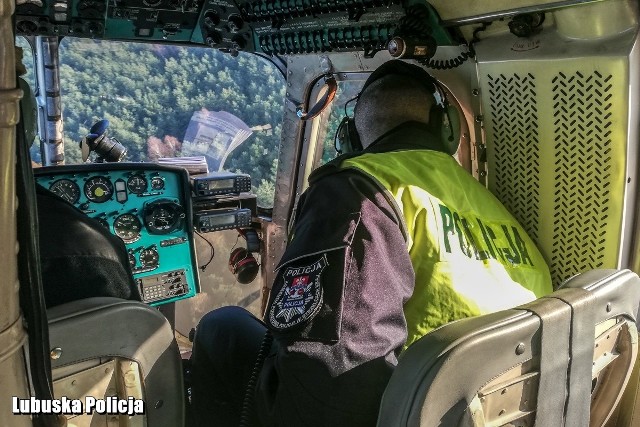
[195,208,252,232]
[191,172,251,196]
[137,269,191,304]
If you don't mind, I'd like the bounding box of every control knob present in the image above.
[204,10,220,27]
[227,14,243,33]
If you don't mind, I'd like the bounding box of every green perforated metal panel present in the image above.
[486,72,540,242]
[478,36,632,287]
[549,70,616,285]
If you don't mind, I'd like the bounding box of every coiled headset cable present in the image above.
[239,330,274,427]
[396,5,492,70]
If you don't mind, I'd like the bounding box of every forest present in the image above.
[21,37,286,208]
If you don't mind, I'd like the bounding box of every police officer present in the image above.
[189,60,552,427]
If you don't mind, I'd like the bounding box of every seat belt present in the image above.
[554,288,598,427]
[521,297,572,426]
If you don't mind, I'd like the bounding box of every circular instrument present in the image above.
[151,176,165,190]
[83,176,114,203]
[127,174,148,195]
[113,213,142,243]
[144,200,184,234]
[140,247,159,268]
[49,179,80,204]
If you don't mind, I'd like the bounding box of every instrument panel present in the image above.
[34,163,200,306]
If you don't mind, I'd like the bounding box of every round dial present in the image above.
[140,247,159,268]
[113,213,142,243]
[151,176,165,190]
[49,179,80,204]
[150,207,177,232]
[84,176,113,203]
[127,174,147,195]
[144,200,184,234]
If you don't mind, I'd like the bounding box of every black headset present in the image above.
[334,62,460,155]
[228,228,261,284]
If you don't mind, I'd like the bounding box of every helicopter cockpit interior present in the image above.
[3,0,640,425]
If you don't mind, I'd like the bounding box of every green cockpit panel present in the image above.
[14,0,456,56]
[34,162,200,306]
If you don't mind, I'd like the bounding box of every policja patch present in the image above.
[269,254,328,330]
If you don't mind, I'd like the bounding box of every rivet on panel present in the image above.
[475,115,483,122]
[472,89,480,96]
[50,348,63,360]
[516,343,526,355]
[499,409,506,416]
[155,400,164,409]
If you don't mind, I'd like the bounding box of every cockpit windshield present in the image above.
[57,38,285,208]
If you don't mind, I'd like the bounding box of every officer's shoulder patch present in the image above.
[268,254,328,330]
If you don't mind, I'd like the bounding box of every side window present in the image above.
[316,80,364,167]
[15,37,35,86]
[58,38,285,209]
[15,36,40,163]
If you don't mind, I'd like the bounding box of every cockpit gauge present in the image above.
[49,179,80,204]
[127,174,148,195]
[140,247,159,268]
[113,213,142,243]
[151,176,165,190]
[143,199,184,234]
[84,176,114,203]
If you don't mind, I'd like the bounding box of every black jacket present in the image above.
[37,185,141,308]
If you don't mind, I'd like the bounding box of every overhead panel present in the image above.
[14,0,454,55]
[476,19,638,287]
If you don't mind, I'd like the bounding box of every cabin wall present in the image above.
[474,0,639,286]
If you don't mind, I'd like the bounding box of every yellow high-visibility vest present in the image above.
[342,150,552,348]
